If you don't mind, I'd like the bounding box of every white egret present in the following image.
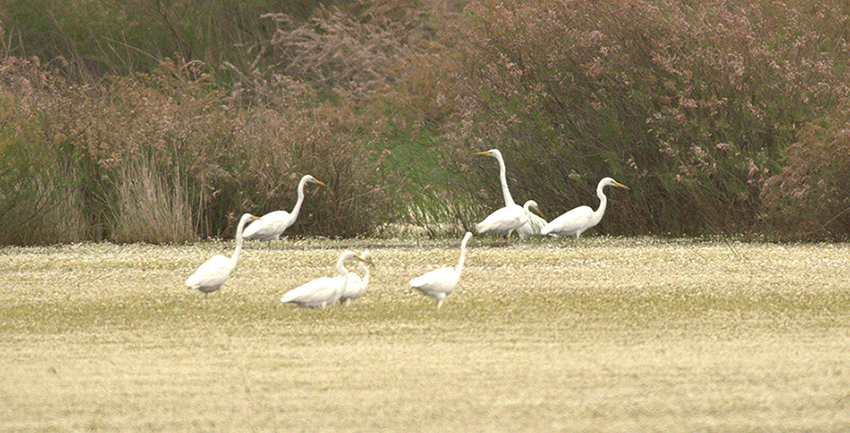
[475,204,527,244]
[409,232,473,310]
[281,250,373,309]
[339,250,373,305]
[541,177,629,239]
[243,174,325,244]
[476,149,548,241]
[186,213,261,295]
[520,200,547,239]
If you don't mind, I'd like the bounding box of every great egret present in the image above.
[243,174,325,244]
[475,204,528,244]
[409,232,473,310]
[541,177,629,238]
[339,250,373,305]
[476,149,548,241]
[520,200,547,238]
[281,250,373,309]
[186,213,260,295]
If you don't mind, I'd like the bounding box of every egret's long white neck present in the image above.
[232,215,251,263]
[494,152,516,207]
[335,253,352,278]
[455,234,472,273]
[336,253,353,296]
[592,181,609,227]
[291,176,310,220]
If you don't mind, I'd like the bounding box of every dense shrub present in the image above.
[3,0,850,243]
[426,0,850,237]
[0,0,335,77]
[0,57,395,244]
[761,99,850,240]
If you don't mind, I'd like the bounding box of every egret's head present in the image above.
[357,253,374,267]
[524,200,545,219]
[304,175,327,187]
[600,177,629,190]
[475,149,501,159]
[359,251,374,267]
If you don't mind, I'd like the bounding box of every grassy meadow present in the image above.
[2,236,849,431]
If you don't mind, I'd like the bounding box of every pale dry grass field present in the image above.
[1,236,849,432]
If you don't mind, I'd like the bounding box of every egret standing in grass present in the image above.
[243,174,325,246]
[186,213,260,295]
[339,250,373,305]
[409,232,473,310]
[476,149,546,239]
[542,177,629,239]
[281,251,373,309]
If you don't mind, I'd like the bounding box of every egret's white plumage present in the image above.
[475,204,528,240]
[476,149,547,241]
[281,251,372,309]
[541,177,629,239]
[409,232,473,310]
[186,213,260,294]
[519,200,547,239]
[243,174,325,243]
[339,250,372,305]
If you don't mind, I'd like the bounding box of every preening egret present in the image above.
[339,250,373,305]
[281,250,373,309]
[409,232,473,310]
[520,200,547,239]
[541,177,629,239]
[186,213,260,295]
[243,174,325,244]
[476,149,548,241]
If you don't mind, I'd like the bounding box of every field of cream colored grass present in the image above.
[2,237,849,432]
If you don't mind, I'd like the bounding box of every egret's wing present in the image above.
[281,276,341,306]
[517,212,548,238]
[476,205,528,234]
[340,272,366,301]
[410,267,460,295]
[542,206,593,236]
[243,211,292,240]
[186,255,232,289]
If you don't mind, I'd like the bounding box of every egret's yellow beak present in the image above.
[614,181,629,190]
[533,206,546,220]
[358,256,374,266]
[475,151,492,156]
[313,179,327,187]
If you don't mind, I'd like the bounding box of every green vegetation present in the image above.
[1,238,849,430]
[2,0,850,244]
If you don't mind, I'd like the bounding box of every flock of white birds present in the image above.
[185,149,628,310]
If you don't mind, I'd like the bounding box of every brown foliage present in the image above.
[761,100,850,239]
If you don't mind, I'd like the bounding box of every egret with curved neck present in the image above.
[281,251,373,309]
[243,174,325,245]
[186,213,260,295]
[409,232,473,310]
[340,250,373,305]
[541,177,628,239]
[476,149,548,240]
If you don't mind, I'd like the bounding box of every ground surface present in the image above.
[1,236,849,432]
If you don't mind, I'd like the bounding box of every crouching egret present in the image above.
[281,251,373,309]
[409,232,473,310]
[518,200,547,239]
[339,250,373,305]
[243,174,325,245]
[541,177,629,239]
[475,149,546,242]
[186,213,261,295]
